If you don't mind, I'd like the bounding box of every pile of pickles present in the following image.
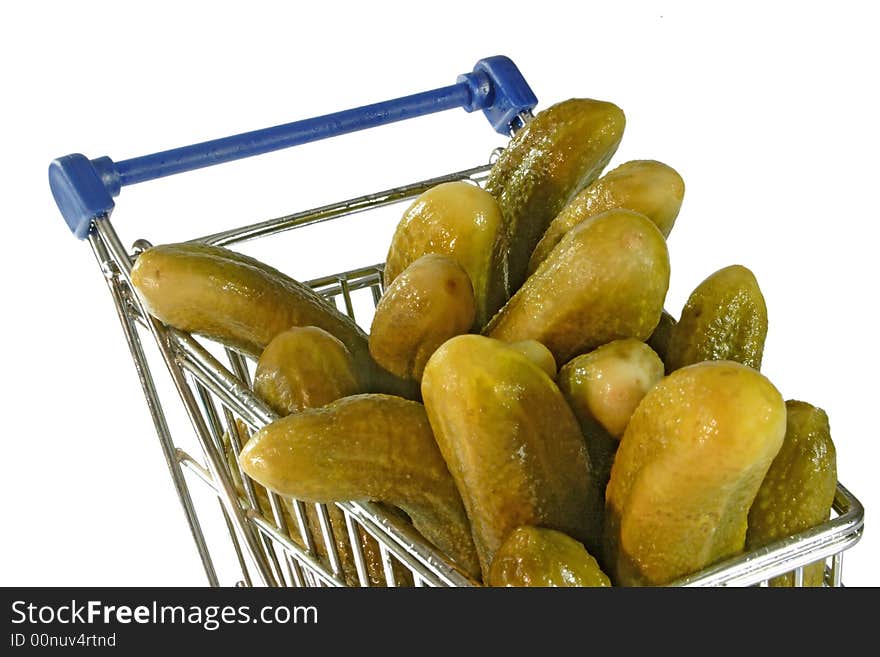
[131,98,837,587]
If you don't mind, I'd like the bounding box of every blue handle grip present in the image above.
[50,55,538,239]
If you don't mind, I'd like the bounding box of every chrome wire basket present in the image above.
[53,57,864,587]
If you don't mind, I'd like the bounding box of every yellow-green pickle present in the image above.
[383,181,507,328]
[485,209,670,366]
[604,361,786,586]
[238,394,481,579]
[488,527,611,587]
[747,400,838,587]
[249,333,412,585]
[528,159,685,274]
[369,254,475,381]
[421,335,599,579]
[253,326,361,416]
[507,339,557,379]
[665,264,768,373]
[131,243,367,358]
[130,242,413,397]
[223,420,410,587]
[485,98,626,291]
[558,339,664,520]
[646,310,677,364]
[558,339,664,439]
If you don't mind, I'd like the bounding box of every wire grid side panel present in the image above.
[218,265,440,587]
[272,266,434,586]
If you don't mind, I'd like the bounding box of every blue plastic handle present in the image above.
[50,55,538,239]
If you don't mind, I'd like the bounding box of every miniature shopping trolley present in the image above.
[49,56,863,587]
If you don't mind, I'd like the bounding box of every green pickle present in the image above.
[221,419,411,586]
[604,361,786,586]
[488,527,611,587]
[507,340,557,379]
[485,209,670,366]
[558,339,664,522]
[254,326,361,416]
[646,310,677,364]
[369,254,476,381]
[747,400,838,587]
[528,160,685,274]
[421,335,599,578]
[486,98,626,291]
[239,394,480,579]
[383,181,507,329]
[131,242,414,397]
[665,264,767,373]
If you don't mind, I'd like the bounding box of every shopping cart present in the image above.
[49,56,863,587]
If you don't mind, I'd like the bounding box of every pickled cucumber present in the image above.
[421,335,599,578]
[558,339,664,521]
[604,361,786,586]
[747,400,837,587]
[486,98,626,291]
[558,339,664,439]
[646,310,677,365]
[238,394,480,579]
[131,242,413,397]
[369,254,475,381]
[665,265,767,373]
[507,340,557,379]
[488,526,611,587]
[254,326,361,416]
[528,160,685,274]
[221,419,409,587]
[383,181,507,328]
[485,209,670,366]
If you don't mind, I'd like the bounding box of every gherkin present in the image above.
[254,326,361,416]
[485,209,670,366]
[131,242,415,398]
[747,400,838,587]
[488,527,611,587]
[485,98,625,292]
[528,159,684,274]
[665,264,767,373]
[421,335,599,579]
[239,394,480,580]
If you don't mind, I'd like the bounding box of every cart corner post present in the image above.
[49,154,120,239]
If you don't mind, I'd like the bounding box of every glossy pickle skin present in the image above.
[254,326,361,416]
[558,339,665,439]
[486,98,626,292]
[488,526,611,587]
[131,242,415,398]
[369,254,476,381]
[421,335,599,579]
[485,209,670,367]
[131,243,366,357]
[250,327,407,584]
[646,310,677,364]
[383,181,507,329]
[604,361,786,586]
[238,394,480,579]
[557,339,664,529]
[665,265,768,373]
[747,400,838,587]
[528,160,685,274]
[221,420,409,587]
[508,340,557,379]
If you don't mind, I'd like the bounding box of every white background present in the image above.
[1,1,877,586]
